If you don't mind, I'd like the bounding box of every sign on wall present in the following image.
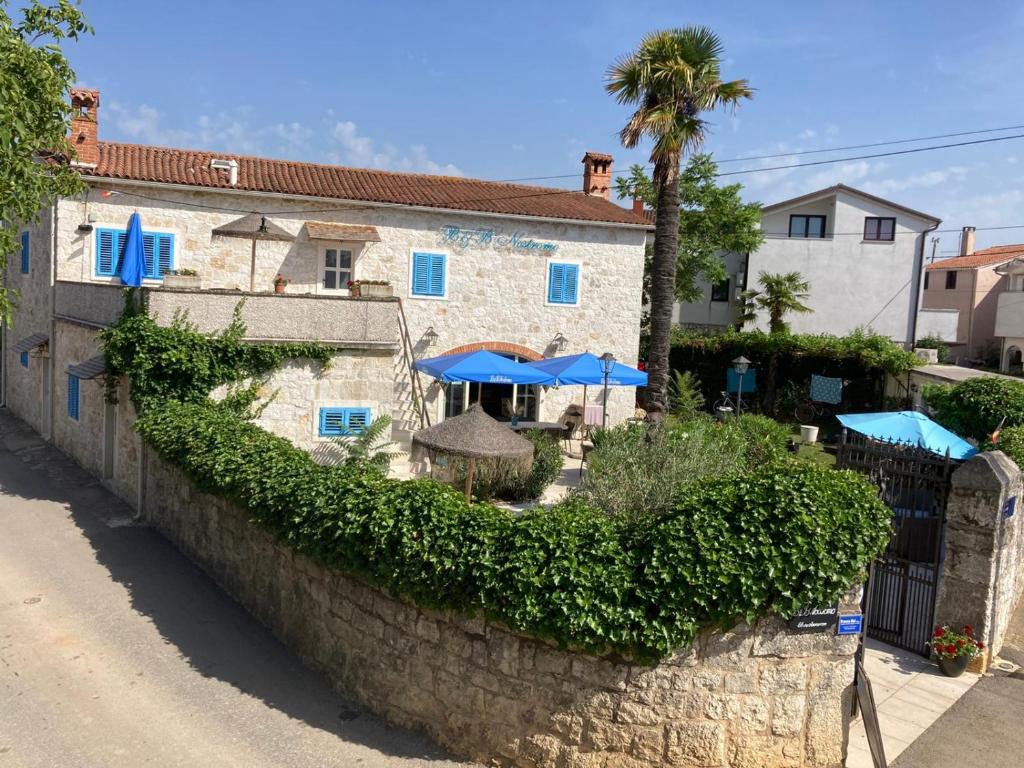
[787,605,839,634]
[439,225,559,254]
[838,614,864,636]
[1004,496,1017,519]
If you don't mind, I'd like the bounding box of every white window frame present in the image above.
[407,248,449,301]
[89,221,179,286]
[317,242,358,295]
[544,259,583,307]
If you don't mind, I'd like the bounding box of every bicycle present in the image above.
[793,398,834,424]
[712,390,750,416]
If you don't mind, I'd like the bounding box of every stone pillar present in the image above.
[934,450,1023,670]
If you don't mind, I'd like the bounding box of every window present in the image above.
[411,251,446,297]
[20,351,29,368]
[20,231,29,274]
[95,228,174,279]
[67,374,80,421]
[864,217,896,242]
[924,272,930,290]
[788,215,827,238]
[547,262,580,305]
[322,247,353,291]
[945,270,958,290]
[710,278,730,302]
[318,407,371,437]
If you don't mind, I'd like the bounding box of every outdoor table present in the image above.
[508,421,564,437]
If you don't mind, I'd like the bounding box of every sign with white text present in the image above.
[838,614,864,636]
[787,605,839,634]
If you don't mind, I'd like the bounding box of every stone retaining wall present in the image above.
[144,456,859,768]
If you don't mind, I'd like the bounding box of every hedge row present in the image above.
[137,398,892,660]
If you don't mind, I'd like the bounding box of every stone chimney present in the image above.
[960,226,976,257]
[632,197,645,217]
[582,152,613,199]
[69,87,100,167]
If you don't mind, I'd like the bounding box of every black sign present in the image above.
[787,604,839,633]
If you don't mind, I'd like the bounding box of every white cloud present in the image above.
[799,128,817,140]
[329,121,461,175]
[861,166,969,196]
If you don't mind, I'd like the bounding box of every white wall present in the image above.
[675,250,746,330]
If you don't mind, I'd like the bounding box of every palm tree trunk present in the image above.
[645,157,681,414]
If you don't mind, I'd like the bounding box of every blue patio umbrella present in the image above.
[119,212,147,287]
[415,350,555,385]
[525,352,648,387]
[836,410,978,460]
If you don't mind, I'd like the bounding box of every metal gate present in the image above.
[837,430,956,656]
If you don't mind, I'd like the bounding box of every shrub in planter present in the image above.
[930,624,985,677]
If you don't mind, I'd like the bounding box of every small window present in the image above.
[20,231,29,274]
[710,278,730,303]
[924,272,930,290]
[95,228,174,279]
[318,407,372,437]
[67,374,80,421]
[864,217,896,242]
[411,251,446,297]
[945,270,958,290]
[547,262,580,305]
[322,247,353,291]
[20,351,29,368]
[788,215,827,238]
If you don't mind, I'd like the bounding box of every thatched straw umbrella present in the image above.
[212,213,295,292]
[412,404,534,502]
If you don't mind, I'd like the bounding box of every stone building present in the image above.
[1,88,649,507]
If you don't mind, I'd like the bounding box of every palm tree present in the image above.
[747,271,812,334]
[606,27,752,414]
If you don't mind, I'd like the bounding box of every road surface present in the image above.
[0,410,469,767]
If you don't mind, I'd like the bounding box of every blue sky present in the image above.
[62,0,1024,253]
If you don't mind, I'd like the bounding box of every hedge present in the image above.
[923,377,1024,444]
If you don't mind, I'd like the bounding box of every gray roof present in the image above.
[13,333,49,355]
[412,404,534,460]
[212,213,295,242]
[67,355,107,380]
[761,183,941,225]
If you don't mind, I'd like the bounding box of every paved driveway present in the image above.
[0,411,470,768]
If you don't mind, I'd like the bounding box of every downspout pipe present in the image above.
[909,222,941,349]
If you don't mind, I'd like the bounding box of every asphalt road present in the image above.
[891,587,1024,767]
[0,410,470,768]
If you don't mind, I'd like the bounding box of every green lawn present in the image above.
[786,424,837,468]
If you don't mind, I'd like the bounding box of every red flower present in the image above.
[978,641,986,650]
[963,624,974,636]
[945,644,957,655]
[934,627,945,638]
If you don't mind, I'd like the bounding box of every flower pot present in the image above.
[800,425,819,444]
[163,274,201,290]
[938,654,970,677]
[360,283,393,297]
[274,283,286,294]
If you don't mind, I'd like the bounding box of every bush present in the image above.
[923,377,1024,443]
[997,426,1024,470]
[453,429,564,502]
[915,334,951,363]
[728,414,791,467]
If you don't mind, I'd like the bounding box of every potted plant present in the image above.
[348,279,392,298]
[930,624,985,677]
[274,273,288,294]
[164,268,201,289]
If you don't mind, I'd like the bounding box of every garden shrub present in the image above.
[923,377,1024,443]
[915,334,951,363]
[995,426,1024,471]
[728,414,790,467]
[110,301,893,660]
[451,429,564,502]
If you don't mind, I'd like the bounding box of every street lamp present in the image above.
[732,355,751,415]
[599,352,616,428]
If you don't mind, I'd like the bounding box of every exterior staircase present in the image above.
[390,300,431,479]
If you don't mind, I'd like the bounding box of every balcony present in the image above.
[53,281,399,348]
[995,290,1024,338]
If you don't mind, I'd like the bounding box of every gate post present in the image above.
[933,450,1023,672]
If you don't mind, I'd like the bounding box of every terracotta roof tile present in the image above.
[926,245,1024,270]
[83,142,648,227]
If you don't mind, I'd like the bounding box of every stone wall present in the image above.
[144,457,859,768]
[935,450,1024,667]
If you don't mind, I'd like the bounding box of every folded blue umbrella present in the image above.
[525,352,647,386]
[119,212,147,287]
[415,350,555,385]
[836,410,978,460]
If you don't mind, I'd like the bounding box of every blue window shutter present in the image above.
[142,233,156,278]
[548,263,564,303]
[411,252,430,295]
[96,229,117,276]
[20,232,29,274]
[345,408,371,434]
[548,263,579,304]
[429,254,445,296]
[20,351,29,368]
[319,407,345,437]
[563,264,579,304]
[67,374,80,421]
[156,234,174,277]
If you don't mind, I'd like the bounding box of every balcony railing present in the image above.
[54,281,398,347]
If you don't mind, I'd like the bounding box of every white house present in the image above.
[994,257,1024,373]
[1,88,649,507]
[676,184,957,346]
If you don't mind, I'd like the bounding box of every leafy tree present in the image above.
[742,271,812,334]
[0,0,91,323]
[666,369,704,416]
[614,155,763,305]
[606,28,752,414]
[331,414,399,477]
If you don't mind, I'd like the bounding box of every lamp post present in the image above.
[732,355,750,415]
[599,352,616,428]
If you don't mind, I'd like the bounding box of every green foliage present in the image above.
[0,0,91,323]
[743,271,813,334]
[915,334,951,363]
[107,294,891,660]
[923,376,1024,443]
[136,398,889,659]
[730,414,791,467]
[667,369,705,416]
[454,429,564,502]
[331,414,399,478]
[614,155,764,304]
[996,426,1024,471]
